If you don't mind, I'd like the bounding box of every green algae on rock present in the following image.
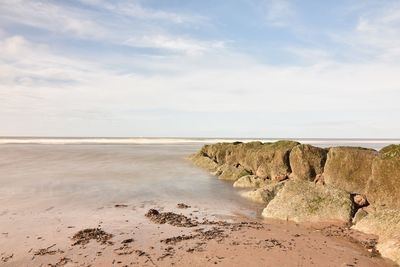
[195,140,299,181]
[262,180,354,223]
[323,147,378,194]
[190,140,400,265]
[380,144,400,159]
[190,153,219,172]
[366,144,400,209]
[242,140,299,180]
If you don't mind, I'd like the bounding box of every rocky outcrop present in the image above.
[192,141,400,210]
[366,145,400,209]
[262,180,354,223]
[239,140,299,180]
[323,147,377,194]
[289,144,327,181]
[190,140,400,265]
[196,140,299,181]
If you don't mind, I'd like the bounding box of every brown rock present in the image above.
[233,175,266,188]
[323,147,377,194]
[366,144,400,209]
[289,144,327,181]
[240,181,286,204]
[353,209,400,265]
[190,153,218,172]
[238,140,299,179]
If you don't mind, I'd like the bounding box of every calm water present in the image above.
[0,139,398,220]
[0,144,263,219]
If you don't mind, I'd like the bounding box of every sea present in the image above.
[0,137,399,221]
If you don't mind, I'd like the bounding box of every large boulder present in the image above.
[353,209,400,265]
[289,144,327,181]
[237,140,299,179]
[262,180,354,223]
[225,141,262,167]
[366,145,400,209]
[323,147,377,194]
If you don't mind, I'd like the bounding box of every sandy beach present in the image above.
[0,142,397,266]
[1,201,396,267]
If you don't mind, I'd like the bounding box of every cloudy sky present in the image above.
[1,0,399,138]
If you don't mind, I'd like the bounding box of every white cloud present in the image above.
[332,3,400,63]
[0,0,216,55]
[0,0,104,37]
[1,33,399,137]
[1,1,400,137]
[78,0,202,24]
[124,35,225,55]
[107,2,198,24]
[357,8,400,59]
[0,35,102,88]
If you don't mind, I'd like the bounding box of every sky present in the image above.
[0,0,400,138]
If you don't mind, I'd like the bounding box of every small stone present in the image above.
[353,194,368,207]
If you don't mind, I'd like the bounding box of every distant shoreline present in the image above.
[1,137,400,146]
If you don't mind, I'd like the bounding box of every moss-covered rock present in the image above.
[323,147,377,194]
[200,143,239,165]
[190,153,218,172]
[353,209,400,265]
[214,163,250,181]
[380,144,400,159]
[262,180,354,223]
[289,144,327,181]
[238,140,299,179]
[195,140,299,180]
[366,145,400,209]
[239,181,286,204]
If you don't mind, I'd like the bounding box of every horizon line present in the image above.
[1,136,400,141]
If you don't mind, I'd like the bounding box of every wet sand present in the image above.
[1,202,396,266]
[0,144,397,266]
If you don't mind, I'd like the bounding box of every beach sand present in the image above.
[0,143,397,266]
[1,202,396,266]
